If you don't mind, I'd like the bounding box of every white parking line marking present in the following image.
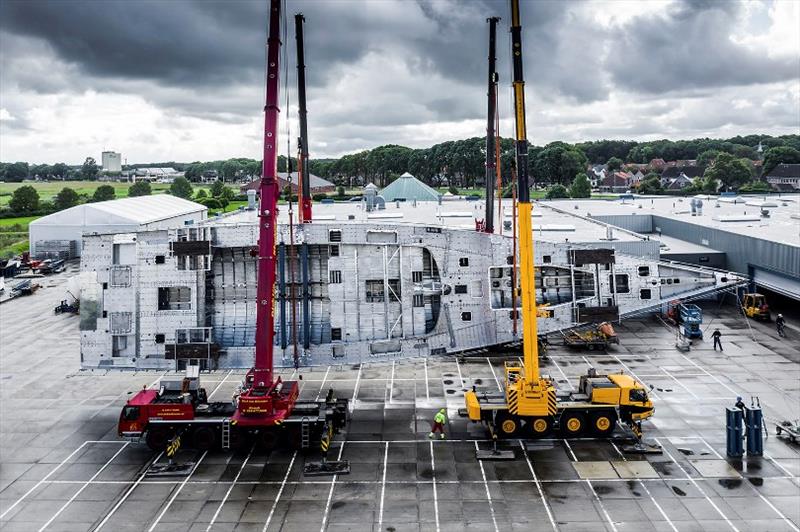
[678,353,739,396]
[147,451,208,532]
[654,438,739,532]
[455,357,464,388]
[95,451,164,530]
[430,440,440,532]
[351,363,362,412]
[519,441,557,531]
[660,367,700,399]
[1,441,91,520]
[474,441,499,532]
[563,440,617,532]
[319,442,346,532]
[424,359,430,399]
[487,357,502,391]
[315,366,331,401]
[377,442,389,531]
[388,361,395,403]
[207,369,233,400]
[262,451,297,532]
[206,446,255,531]
[610,354,660,400]
[610,441,677,532]
[696,438,799,531]
[39,443,130,531]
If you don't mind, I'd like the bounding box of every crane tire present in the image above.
[528,417,553,438]
[259,429,279,452]
[560,412,586,438]
[590,411,617,437]
[496,412,521,438]
[146,427,170,451]
[193,426,217,450]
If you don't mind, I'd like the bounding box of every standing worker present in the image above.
[429,408,447,439]
[776,314,786,337]
[735,396,746,411]
[712,328,723,351]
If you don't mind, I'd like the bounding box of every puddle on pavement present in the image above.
[671,485,687,496]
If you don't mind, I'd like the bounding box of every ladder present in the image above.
[221,418,231,450]
[301,417,311,449]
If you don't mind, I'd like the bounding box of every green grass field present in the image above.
[0,216,40,230]
[0,181,213,207]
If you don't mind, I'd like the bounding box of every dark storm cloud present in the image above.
[0,0,604,104]
[607,0,799,94]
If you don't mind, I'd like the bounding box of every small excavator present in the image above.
[464,0,654,443]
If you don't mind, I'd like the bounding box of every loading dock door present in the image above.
[752,268,800,300]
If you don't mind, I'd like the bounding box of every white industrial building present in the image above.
[101,151,122,173]
[29,195,207,258]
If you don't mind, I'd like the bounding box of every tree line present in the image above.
[4,134,798,190]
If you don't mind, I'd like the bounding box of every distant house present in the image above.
[240,172,336,194]
[764,163,800,191]
[629,170,646,187]
[598,171,631,193]
[661,165,704,182]
[648,158,667,172]
[588,164,607,187]
[664,172,695,190]
[201,170,219,183]
[133,167,184,182]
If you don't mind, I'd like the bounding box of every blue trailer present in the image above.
[679,304,703,339]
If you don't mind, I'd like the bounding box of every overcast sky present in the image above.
[1,0,798,165]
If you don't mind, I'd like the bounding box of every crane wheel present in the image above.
[192,427,217,450]
[145,427,170,451]
[528,417,553,438]
[496,412,520,438]
[560,412,586,438]
[590,411,616,437]
[259,429,279,452]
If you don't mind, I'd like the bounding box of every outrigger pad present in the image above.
[146,461,195,477]
[476,448,515,460]
[303,460,351,476]
[620,440,662,455]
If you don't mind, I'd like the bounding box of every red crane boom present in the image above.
[253,0,282,387]
[232,0,299,429]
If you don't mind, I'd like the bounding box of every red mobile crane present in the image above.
[118,0,347,452]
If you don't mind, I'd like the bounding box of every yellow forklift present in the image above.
[464,0,654,442]
[742,293,771,321]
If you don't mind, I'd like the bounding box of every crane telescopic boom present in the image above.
[483,16,499,234]
[252,0,283,388]
[295,13,312,223]
[509,0,540,383]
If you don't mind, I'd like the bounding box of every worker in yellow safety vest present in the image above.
[429,408,447,439]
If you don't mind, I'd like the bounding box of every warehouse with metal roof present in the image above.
[29,194,207,258]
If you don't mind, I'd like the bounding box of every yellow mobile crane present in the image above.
[464,0,654,441]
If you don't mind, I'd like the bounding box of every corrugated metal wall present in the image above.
[651,215,800,281]
[592,214,654,233]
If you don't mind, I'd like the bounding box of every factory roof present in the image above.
[30,194,206,228]
[205,197,650,245]
[554,194,800,247]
